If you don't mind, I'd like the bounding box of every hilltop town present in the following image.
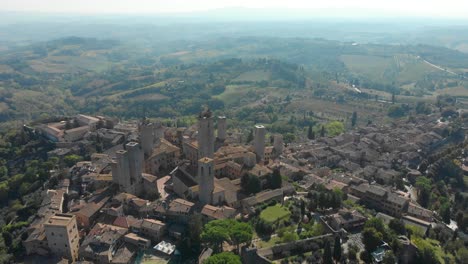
[14,107,468,264]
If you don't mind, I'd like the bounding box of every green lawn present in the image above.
[260,204,291,223]
[257,236,281,248]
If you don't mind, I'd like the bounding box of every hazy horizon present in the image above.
[1,0,468,19]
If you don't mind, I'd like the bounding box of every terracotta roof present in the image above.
[142,173,158,183]
[386,192,409,206]
[168,198,194,214]
[141,218,166,231]
[201,205,235,220]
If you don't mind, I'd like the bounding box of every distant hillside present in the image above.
[0,36,467,124]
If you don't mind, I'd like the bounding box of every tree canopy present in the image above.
[204,252,242,264]
[201,219,253,253]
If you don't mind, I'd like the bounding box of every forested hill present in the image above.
[69,58,307,118]
[0,36,467,124]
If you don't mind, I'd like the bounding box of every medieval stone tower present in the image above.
[126,142,143,195]
[111,143,144,196]
[254,125,266,163]
[140,120,154,157]
[111,150,131,192]
[273,134,284,156]
[198,157,214,205]
[198,109,214,159]
[217,116,227,142]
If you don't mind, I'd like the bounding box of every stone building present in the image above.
[44,214,80,262]
[111,142,144,196]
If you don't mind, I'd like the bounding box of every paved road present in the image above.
[422,59,457,75]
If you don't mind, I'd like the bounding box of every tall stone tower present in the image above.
[154,121,164,147]
[126,142,144,195]
[254,125,266,163]
[140,121,154,157]
[273,134,284,156]
[44,214,80,262]
[111,150,131,191]
[198,157,214,205]
[217,116,227,141]
[198,109,214,159]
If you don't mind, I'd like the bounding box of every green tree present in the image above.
[241,174,261,195]
[333,236,342,262]
[0,181,8,201]
[204,252,242,264]
[63,154,83,167]
[281,231,299,243]
[382,250,397,264]
[439,202,451,224]
[201,221,229,252]
[269,168,282,189]
[320,125,326,137]
[325,121,345,137]
[348,243,358,260]
[389,219,406,235]
[230,221,253,253]
[364,218,386,235]
[0,165,8,180]
[416,177,432,208]
[201,219,253,253]
[283,133,295,143]
[188,214,203,252]
[246,129,254,143]
[418,247,440,264]
[415,102,431,115]
[388,105,408,118]
[457,248,468,264]
[2,231,13,247]
[307,125,315,140]
[323,240,333,264]
[362,227,383,252]
[351,111,358,127]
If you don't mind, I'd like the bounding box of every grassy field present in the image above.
[214,84,255,105]
[340,54,391,80]
[397,60,437,84]
[435,86,468,97]
[107,81,168,100]
[260,204,291,223]
[233,70,271,82]
[256,236,281,248]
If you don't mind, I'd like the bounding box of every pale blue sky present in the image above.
[1,0,468,18]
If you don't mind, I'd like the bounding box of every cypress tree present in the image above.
[307,125,314,140]
[323,240,333,264]
[333,236,342,262]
